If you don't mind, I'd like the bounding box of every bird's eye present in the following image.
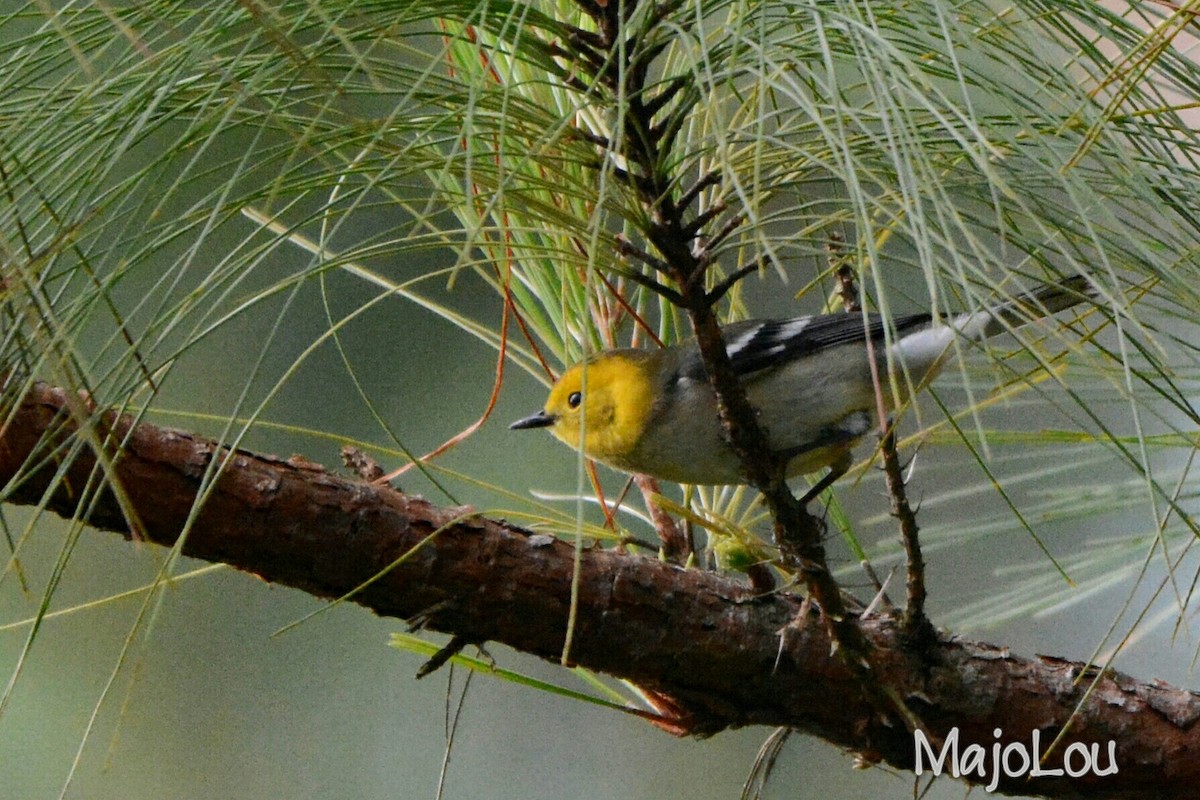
[567,391,582,409]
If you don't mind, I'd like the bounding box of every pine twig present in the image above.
[880,425,933,643]
[634,474,691,564]
[706,261,761,306]
[678,172,721,214]
[583,0,898,727]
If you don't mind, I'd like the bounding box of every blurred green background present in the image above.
[5,1,1200,798]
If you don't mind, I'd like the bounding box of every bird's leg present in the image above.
[797,449,852,507]
[779,410,872,506]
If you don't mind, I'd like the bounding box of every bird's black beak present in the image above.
[510,410,556,430]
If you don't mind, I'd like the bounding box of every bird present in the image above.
[511,277,1091,495]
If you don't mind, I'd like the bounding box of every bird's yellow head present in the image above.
[510,351,656,465]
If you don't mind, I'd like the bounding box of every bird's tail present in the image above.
[890,276,1093,375]
[954,274,1093,341]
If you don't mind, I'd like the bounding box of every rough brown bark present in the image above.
[2,382,1199,798]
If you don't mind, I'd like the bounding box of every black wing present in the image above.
[678,312,933,380]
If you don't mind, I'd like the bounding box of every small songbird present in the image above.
[512,277,1090,491]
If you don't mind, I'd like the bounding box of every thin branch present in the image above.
[647,98,691,156]
[634,474,691,564]
[705,261,761,307]
[680,202,728,241]
[879,424,931,642]
[631,38,671,76]
[702,212,745,253]
[594,0,884,715]
[642,75,688,119]
[678,172,721,214]
[614,232,670,275]
[557,22,607,51]
[830,256,923,638]
[609,266,683,305]
[563,31,609,74]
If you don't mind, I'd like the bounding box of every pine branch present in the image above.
[582,0,882,714]
[3,383,1200,799]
